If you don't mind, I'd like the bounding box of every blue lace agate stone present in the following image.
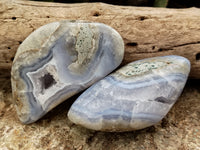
[11,20,124,124]
[68,55,190,132]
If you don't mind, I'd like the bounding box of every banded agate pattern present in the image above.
[68,55,190,132]
[11,20,124,124]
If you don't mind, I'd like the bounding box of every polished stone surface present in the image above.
[11,20,124,124]
[68,55,190,132]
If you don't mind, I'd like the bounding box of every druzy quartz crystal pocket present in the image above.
[11,20,124,124]
[68,55,190,132]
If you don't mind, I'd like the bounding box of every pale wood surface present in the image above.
[0,0,200,78]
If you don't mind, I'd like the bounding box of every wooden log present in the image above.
[0,0,200,78]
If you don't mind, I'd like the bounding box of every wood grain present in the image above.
[0,0,200,78]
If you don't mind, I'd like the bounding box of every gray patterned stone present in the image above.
[68,55,190,132]
[11,20,124,124]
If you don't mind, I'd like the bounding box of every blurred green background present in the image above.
[32,0,200,8]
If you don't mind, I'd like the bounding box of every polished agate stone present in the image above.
[11,20,124,124]
[68,55,190,132]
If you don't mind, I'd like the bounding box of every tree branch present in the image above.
[1,0,200,78]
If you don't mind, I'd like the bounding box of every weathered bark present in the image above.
[0,0,200,78]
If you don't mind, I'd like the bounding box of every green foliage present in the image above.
[154,0,168,7]
[33,0,54,2]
